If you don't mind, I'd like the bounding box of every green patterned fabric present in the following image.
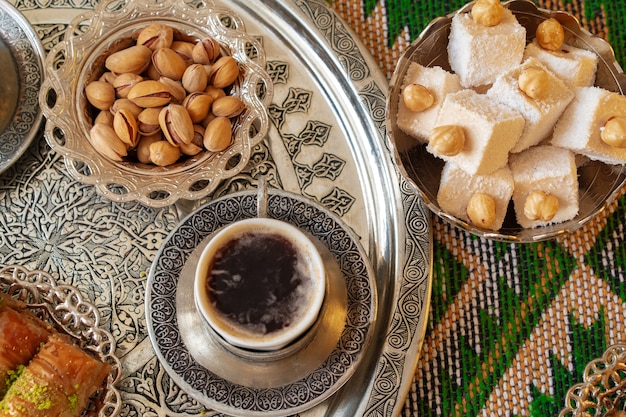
[330,0,626,415]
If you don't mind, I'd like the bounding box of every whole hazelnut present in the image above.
[536,18,565,51]
[471,0,504,27]
[518,67,549,100]
[523,191,559,222]
[402,83,435,112]
[428,125,465,156]
[601,116,626,148]
[466,193,496,229]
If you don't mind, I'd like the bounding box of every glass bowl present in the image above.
[39,0,273,207]
[386,0,626,242]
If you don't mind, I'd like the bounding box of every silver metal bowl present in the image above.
[386,0,626,242]
[0,265,121,417]
[39,0,273,208]
[559,344,626,416]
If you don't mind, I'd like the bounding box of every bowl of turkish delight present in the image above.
[387,0,626,242]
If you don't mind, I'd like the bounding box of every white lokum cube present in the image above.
[487,58,574,153]
[397,63,463,142]
[510,145,579,228]
[429,89,525,175]
[524,39,598,88]
[437,162,514,231]
[448,8,526,88]
[551,86,626,165]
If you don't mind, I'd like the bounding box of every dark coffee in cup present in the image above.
[204,230,312,335]
[194,218,325,351]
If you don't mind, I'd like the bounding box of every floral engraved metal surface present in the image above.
[147,190,375,414]
[267,60,290,85]
[269,87,355,215]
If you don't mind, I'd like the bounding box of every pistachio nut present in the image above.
[182,92,213,123]
[182,63,208,93]
[99,71,117,85]
[110,98,143,117]
[149,140,181,166]
[145,62,161,81]
[113,73,144,98]
[204,85,226,101]
[136,133,162,164]
[171,41,195,65]
[200,112,216,128]
[203,116,232,151]
[89,123,128,161]
[113,108,140,147]
[137,107,163,136]
[127,80,172,108]
[172,28,197,43]
[212,95,245,118]
[152,47,188,81]
[159,104,195,146]
[179,125,205,156]
[94,110,114,126]
[192,37,221,65]
[105,45,153,75]
[136,24,174,51]
[208,56,239,89]
[85,81,116,111]
[191,124,205,147]
[159,77,187,104]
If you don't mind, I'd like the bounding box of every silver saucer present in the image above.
[146,188,377,416]
[0,2,44,174]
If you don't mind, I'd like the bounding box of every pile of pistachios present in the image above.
[84,23,245,166]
